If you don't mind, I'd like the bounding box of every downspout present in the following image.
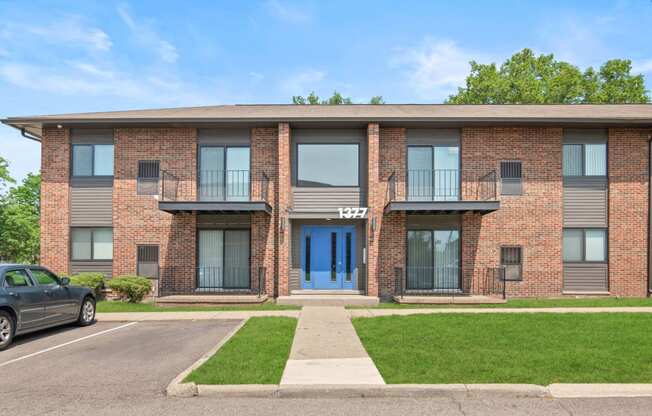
[21,128,42,142]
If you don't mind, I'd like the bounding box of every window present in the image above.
[407,145,459,201]
[500,161,522,195]
[4,269,32,287]
[407,229,460,290]
[199,146,250,201]
[137,160,160,195]
[500,246,522,281]
[29,269,59,286]
[197,229,250,289]
[563,143,606,176]
[563,229,607,262]
[345,232,352,282]
[72,144,114,177]
[330,232,337,281]
[71,228,113,260]
[137,245,159,278]
[297,144,359,186]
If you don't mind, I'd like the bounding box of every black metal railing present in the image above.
[160,170,271,203]
[407,169,459,201]
[477,170,497,201]
[482,267,507,299]
[199,170,250,201]
[394,266,506,299]
[386,169,498,203]
[159,266,254,295]
[160,170,179,201]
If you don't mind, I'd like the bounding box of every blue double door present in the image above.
[301,225,356,290]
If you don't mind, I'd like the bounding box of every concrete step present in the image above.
[290,290,364,295]
[277,295,379,307]
[156,294,268,306]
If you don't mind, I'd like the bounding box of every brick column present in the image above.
[608,128,649,297]
[366,123,381,297]
[251,127,279,296]
[277,122,291,296]
[40,127,70,275]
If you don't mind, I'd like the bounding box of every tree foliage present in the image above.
[292,91,384,105]
[0,156,15,192]
[0,168,40,264]
[447,49,650,104]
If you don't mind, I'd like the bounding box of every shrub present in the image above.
[69,272,106,296]
[107,276,152,303]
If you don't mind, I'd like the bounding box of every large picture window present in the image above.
[197,229,250,289]
[563,228,607,262]
[563,143,606,177]
[297,144,359,186]
[71,228,113,260]
[72,144,114,177]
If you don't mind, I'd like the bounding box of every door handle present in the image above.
[8,292,18,298]
[43,289,51,295]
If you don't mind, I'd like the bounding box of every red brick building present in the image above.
[3,105,651,303]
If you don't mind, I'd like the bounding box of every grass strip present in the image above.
[348,297,652,309]
[185,317,297,385]
[353,313,652,385]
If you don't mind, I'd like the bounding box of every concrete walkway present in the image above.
[96,310,300,321]
[349,306,652,318]
[281,306,384,385]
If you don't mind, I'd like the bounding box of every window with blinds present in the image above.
[500,246,522,281]
[137,160,160,195]
[500,161,522,195]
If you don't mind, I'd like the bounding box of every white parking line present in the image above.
[0,322,137,368]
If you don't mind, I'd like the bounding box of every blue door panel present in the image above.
[301,225,356,290]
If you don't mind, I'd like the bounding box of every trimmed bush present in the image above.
[70,272,106,296]
[107,276,153,303]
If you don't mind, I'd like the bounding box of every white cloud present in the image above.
[249,71,264,83]
[1,16,112,51]
[117,4,179,63]
[633,59,652,74]
[266,0,311,23]
[280,69,327,94]
[392,39,483,101]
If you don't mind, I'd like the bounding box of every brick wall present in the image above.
[40,127,70,275]
[277,123,291,296]
[251,127,279,296]
[608,128,649,297]
[377,127,407,298]
[366,123,381,297]
[113,128,197,292]
[461,127,564,297]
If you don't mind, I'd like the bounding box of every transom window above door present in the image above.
[407,145,460,201]
[297,144,359,187]
[199,146,250,201]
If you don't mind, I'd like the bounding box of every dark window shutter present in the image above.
[500,246,522,281]
[137,245,159,278]
[500,161,522,195]
[137,161,160,195]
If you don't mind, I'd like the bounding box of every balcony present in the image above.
[385,169,500,215]
[158,169,272,214]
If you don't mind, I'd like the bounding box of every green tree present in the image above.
[0,173,40,263]
[447,48,650,104]
[292,91,384,104]
[0,156,15,192]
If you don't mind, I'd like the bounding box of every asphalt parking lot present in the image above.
[0,319,241,416]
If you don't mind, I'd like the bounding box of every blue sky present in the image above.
[1,0,651,181]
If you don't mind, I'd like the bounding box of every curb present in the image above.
[549,384,652,398]
[170,383,550,399]
[165,319,248,397]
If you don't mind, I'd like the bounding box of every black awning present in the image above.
[384,200,499,215]
[159,201,272,215]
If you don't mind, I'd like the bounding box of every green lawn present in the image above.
[353,313,652,385]
[185,317,297,385]
[96,300,300,313]
[349,297,652,309]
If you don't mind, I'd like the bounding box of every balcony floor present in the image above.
[384,200,500,215]
[158,200,272,214]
